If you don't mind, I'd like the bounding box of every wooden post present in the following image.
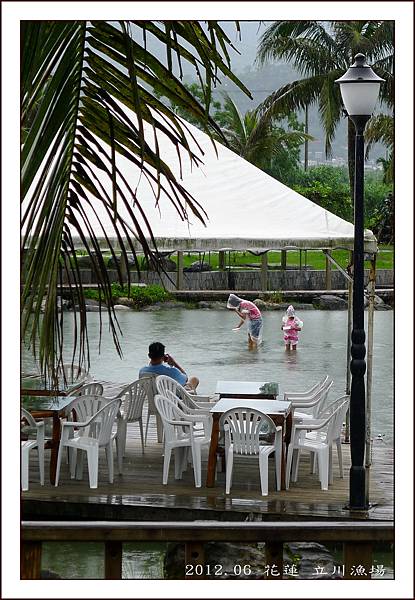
[281,250,287,270]
[264,541,284,579]
[218,250,226,271]
[343,541,372,579]
[21,541,42,579]
[105,541,123,579]
[185,542,205,580]
[176,251,183,290]
[325,251,332,290]
[261,252,268,292]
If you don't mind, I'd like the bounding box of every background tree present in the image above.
[256,20,394,191]
[219,93,312,182]
[21,21,251,379]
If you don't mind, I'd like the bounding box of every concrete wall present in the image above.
[62,268,394,290]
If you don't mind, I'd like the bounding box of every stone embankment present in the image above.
[51,292,392,313]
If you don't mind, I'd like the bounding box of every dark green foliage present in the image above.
[293,166,353,221]
[83,284,172,308]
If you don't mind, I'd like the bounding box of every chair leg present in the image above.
[144,412,151,446]
[259,454,269,496]
[285,444,294,490]
[174,447,184,480]
[86,447,98,489]
[292,449,300,482]
[336,439,343,478]
[55,442,65,487]
[21,447,29,491]
[191,444,202,488]
[106,444,114,484]
[115,436,123,475]
[69,448,77,479]
[37,444,45,486]
[328,446,333,485]
[138,418,145,454]
[225,449,234,494]
[156,414,163,443]
[116,418,127,458]
[317,449,329,491]
[163,446,172,484]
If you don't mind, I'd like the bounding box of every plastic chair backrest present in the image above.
[154,394,190,442]
[156,375,199,410]
[117,379,148,421]
[220,408,276,455]
[139,374,158,412]
[66,394,111,422]
[57,363,89,385]
[330,396,350,441]
[313,380,334,418]
[77,382,104,396]
[90,398,121,445]
[21,407,37,428]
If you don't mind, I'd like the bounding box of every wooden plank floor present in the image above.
[23,394,393,522]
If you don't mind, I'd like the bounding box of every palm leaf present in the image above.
[21,20,250,380]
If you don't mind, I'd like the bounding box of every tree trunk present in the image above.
[347,118,356,203]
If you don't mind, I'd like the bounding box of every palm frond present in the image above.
[21,20,251,379]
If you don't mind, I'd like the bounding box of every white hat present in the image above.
[227,294,243,309]
[286,305,295,316]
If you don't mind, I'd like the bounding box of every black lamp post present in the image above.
[336,54,384,510]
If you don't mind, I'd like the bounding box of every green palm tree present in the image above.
[365,114,394,184]
[220,93,312,174]
[21,21,250,378]
[256,20,394,189]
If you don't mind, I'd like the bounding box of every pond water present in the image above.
[29,308,392,443]
[26,308,393,580]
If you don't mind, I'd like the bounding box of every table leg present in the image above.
[206,414,220,487]
[49,413,61,485]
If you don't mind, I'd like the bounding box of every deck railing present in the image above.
[21,520,393,580]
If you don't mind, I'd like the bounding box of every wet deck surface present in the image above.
[23,382,393,523]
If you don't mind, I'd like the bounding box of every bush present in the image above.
[83,284,172,308]
[111,283,172,307]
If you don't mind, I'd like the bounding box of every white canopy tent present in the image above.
[74,111,377,254]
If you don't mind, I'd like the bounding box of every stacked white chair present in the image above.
[286,395,350,490]
[154,394,211,488]
[115,378,148,456]
[220,407,283,496]
[140,375,163,444]
[285,378,334,422]
[21,408,45,491]
[156,375,214,437]
[55,397,121,489]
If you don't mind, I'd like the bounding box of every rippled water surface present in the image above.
[24,308,393,442]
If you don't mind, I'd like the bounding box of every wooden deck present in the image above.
[23,391,393,523]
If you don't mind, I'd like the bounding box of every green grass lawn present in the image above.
[75,246,393,271]
[172,246,394,271]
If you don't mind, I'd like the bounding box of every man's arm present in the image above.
[165,354,186,375]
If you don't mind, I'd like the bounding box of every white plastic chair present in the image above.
[284,375,329,401]
[140,375,163,444]
[154,394,211,488]
[115,379,148,456]
[56,363,90,386]
[220,407,283,496]
[76,382,104,396]
[156,375,215,411]
[290,380,334,422]
[21,408,45,491]
[55,398,121,489]
[286,396,349,490]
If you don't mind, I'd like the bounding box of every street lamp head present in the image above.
[335,53,385,118]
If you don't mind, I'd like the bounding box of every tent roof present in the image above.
[75,112,377,253]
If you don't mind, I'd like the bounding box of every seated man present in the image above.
[139,342,199,392]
